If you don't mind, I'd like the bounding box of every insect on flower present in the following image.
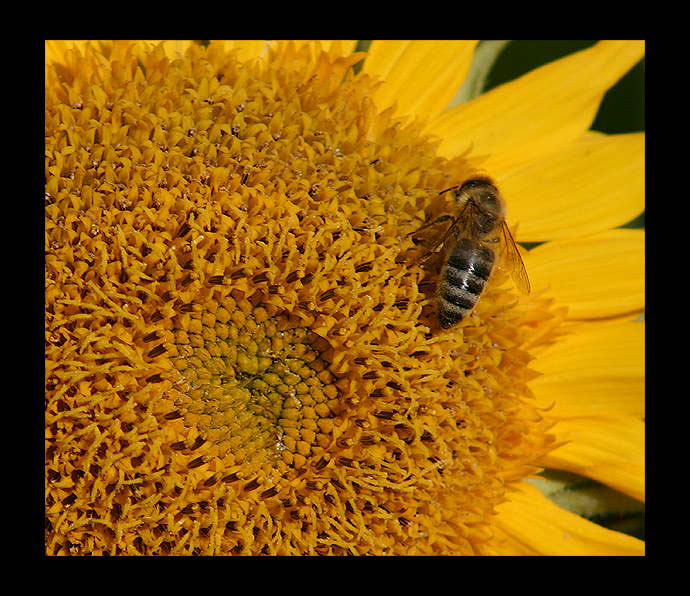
[408,177,531,328]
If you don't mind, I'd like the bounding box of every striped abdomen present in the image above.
[437,238,495,328]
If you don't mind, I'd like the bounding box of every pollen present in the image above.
[45,41,561,555]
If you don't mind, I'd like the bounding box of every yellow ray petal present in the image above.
[531,319,645,418]
[362,40,478,124]
[524,228,644,320]
[499,131,645,242]
[540,416,645,502]
[491,481,645,555]
[426,40,645,171]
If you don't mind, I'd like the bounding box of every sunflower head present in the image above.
[46,40,585,556]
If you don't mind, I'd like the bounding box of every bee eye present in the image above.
[461,177,496,195]
[461,180,482,190]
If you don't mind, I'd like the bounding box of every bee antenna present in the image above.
[439,186,460,196]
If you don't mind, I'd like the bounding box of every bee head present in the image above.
[441,178,504,235]
[459,178,500,211]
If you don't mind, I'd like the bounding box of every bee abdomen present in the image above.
[438,239,494,329]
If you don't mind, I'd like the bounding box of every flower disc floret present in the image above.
[45,41,559,556]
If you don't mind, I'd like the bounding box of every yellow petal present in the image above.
[491,482,645,555]
[540,416,645,502]
[499,131,645,242]
[426,40,645,171]
[524,228,644,320]
[362,40,478,123]
[531,319,645,418]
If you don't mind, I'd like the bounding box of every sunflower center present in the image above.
[169,301,337,467]
[45,41,561,556]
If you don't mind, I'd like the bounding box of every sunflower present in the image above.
[45,40,645,555]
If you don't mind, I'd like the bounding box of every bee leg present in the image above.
[418,248,445,268]
[406,214,452,243]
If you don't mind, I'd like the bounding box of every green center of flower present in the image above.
[168,297,338,468]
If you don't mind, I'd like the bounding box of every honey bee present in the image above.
[408,177,530,329]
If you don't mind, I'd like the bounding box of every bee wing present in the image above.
[403,215,458,271]
[501,221,531,294]
[406,214,453,251]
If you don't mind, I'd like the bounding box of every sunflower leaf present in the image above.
[528,469,644,519]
